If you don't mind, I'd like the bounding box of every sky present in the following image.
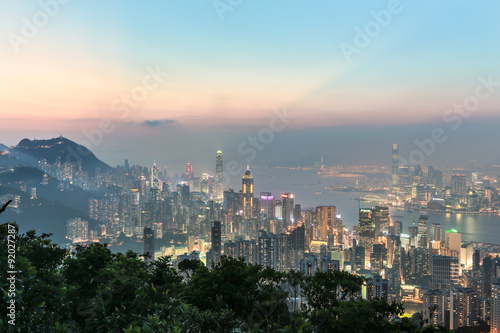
[1,0,500,174]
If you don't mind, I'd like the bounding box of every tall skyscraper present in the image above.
[392,144,399,186]
[260,192,274,218]
[242,168,254,219]
[373,206,389,237]
[281,193,294,226]
[417,215,429,248]
[423,289,446,326]
[151,161,160,190]
[316,206,335,241]
[185,162,194,180]
[430,223,442,242]
[445,229,461,255]
[144,227,155,262]
[492,282,500,333]
[451,174,467,196]
[431,255,459,288]
[211,221,221,264]
[358,208,374,253]
[215,150,223,203]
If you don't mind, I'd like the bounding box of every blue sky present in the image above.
[0,0,499,173]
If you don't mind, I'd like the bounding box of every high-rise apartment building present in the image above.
[242,169,254,219]
[211,221,221,264]
[215,150,223,203]
[281,193,294,226]
[451,174,467,196]
[144,227,155,262]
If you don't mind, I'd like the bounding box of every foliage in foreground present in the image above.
[0,222,452,332]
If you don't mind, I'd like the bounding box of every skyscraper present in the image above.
[431,255,459,289]
[215,150,223,203]
[445,229,461,255]
[358,208,374,253]
[185,162,194,180]
[451,174,467,196]
[260,192,274,218]
[316,206,335,241]
[151,161,160,190]
[430,223,442,242]
[373,206,389,237]
[417,215,429,248]
[364,275,389,301]
[392,144,399,186]
[492,281,500,333]
[144,227,155,262]
[211,221,221,264]
[242,168,254,219]
[281,193,294,226]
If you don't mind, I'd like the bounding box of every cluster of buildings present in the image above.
[6,140,500,331]
[390,144,499,214]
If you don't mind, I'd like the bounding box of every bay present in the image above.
[246,167,500,245]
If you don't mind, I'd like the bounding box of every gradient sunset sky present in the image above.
[1,1,500,172]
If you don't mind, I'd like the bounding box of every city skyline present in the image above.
[2,2,500,331]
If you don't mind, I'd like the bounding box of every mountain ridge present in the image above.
[5,136,111,176]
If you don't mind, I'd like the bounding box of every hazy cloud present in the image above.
[141,119,176,127]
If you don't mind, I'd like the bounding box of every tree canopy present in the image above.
[0,222,453,332]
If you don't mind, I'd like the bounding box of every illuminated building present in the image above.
[451,174,467,196]
[215,150,223,203]
[445,229,461,255]
[370,243,387,274]
[431,255,459,289]
[364,275,388,301]
[358,208,374,256]
[460,243,474,269]
[242,168,254,219]
[423,289,446,326]
[281,193,294,226]
[293,204,302,224]
[151,161,161,190]
[211,221,221,264]
[185,162,193,180]
[430,223,442,242]
[316,206,335,241]
[66,217,88,242]
[449,286,479,329]
[428,166,443,188]
[373,206,389,238]
[417,215,429,248]
[355,246,365,271]
[392,144,399,186]
[30,187,37,199]
[260,192,274,218]
[177,183,190,206]
[258,230,279,270]
[144,227,155,262]
[300,254,339,276]
[492,282,500,333]
[466,190,480,212]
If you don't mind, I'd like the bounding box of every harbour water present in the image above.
[246,167,500,244]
